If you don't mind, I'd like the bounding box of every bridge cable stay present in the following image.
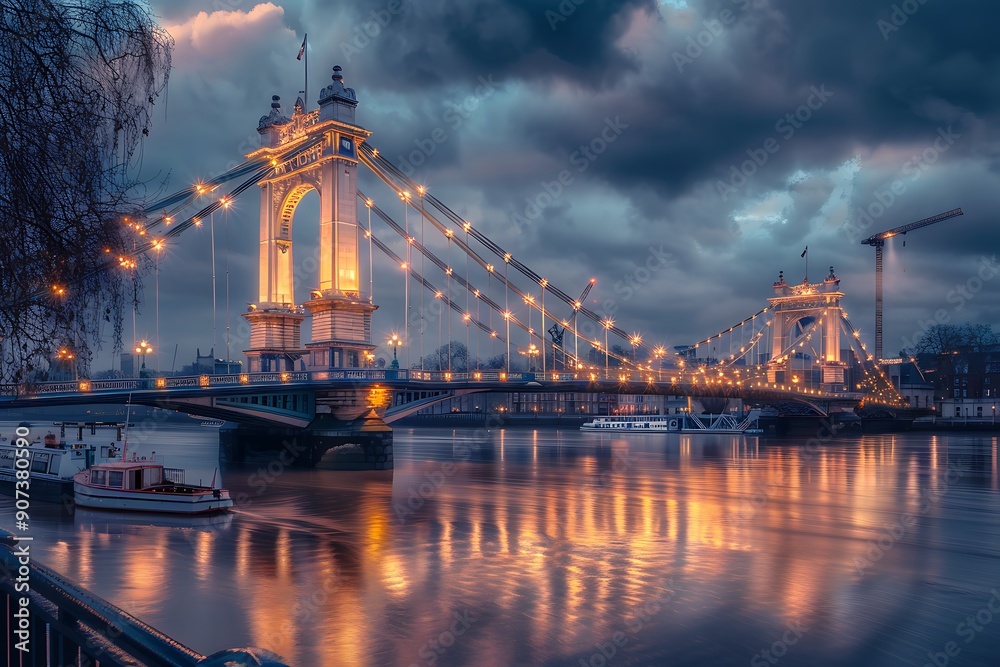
[140,157,275,223]
[360,189,639,371]
[366,219,584,364]
[838,315,903,405]
[366,227,505,342]
[360,145,643,350]
[711,315,821,389]
[26,136,327,304]
[143,136,325,238]
[359,159,642,370]
[363,193,605,364]
[687,308,771,362]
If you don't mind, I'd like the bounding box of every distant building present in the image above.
[214,359,243,375]
[881,359,935,409]
[194,348,215,375]
[120,353,135,377]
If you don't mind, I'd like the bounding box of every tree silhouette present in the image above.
[0,0,171,383]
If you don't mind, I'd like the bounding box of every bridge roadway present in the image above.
[0,369,867,428]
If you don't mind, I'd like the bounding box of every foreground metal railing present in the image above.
[0,529,288,666]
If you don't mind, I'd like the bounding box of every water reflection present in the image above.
[2,425,999,665]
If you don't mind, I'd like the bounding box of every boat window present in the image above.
[108,471,124,488]
[31,453,49,473]
[0,450,14,469]
[132,469,142,490]
[91,469,107,486]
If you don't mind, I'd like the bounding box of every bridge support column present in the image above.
[221,412,392,470]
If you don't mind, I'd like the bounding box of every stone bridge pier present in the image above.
[221,386,393,470]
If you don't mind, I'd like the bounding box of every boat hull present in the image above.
[0,472,73,503]
[73,482,233,515]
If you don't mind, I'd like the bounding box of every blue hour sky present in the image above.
[101,0,1000,371]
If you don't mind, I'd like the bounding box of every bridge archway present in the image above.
[242,67,376,373]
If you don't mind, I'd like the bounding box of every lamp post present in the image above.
[55,348,77,381]
[603,317,613,379]
[525,343,539,372]
[135,340,152,376]
[539,279,549,374]
[387,333,401,369]
[629,333,642,377]
[654,345,666,381]
[401,190,411,370]
[504,311,512,373]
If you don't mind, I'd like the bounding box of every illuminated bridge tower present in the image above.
[232,66,391,471]
[766,267,846,391]
[243,65,376,372]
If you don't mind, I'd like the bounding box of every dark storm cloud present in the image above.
[105,0,999,371]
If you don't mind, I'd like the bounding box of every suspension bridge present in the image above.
[6,65,906,468]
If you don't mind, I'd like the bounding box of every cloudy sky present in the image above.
[104,0,1000,371]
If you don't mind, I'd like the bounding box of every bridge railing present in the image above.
[0,368,876,403]
[0,529,289,666]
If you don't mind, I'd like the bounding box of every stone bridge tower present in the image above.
[766,267,846,391]
[243,65,376,373]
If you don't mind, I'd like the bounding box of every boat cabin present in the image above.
[83,462,182,491]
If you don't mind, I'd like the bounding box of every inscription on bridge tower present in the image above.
[243,66,376,372]
[767,267,846,390]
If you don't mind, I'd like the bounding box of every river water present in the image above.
[2,420,999,666]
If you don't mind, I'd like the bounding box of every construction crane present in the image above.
[548,278,596,369]
[860,207,963,361]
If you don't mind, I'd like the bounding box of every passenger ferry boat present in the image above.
[0,435,119,502]
[581,410,762,434]
[73,461,233,515]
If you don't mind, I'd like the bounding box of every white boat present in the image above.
[581,410,762,434]
[71,394,233,515]
[73,461,233,515]
[0,435,120,502]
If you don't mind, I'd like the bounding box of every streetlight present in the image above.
[504,311,512,373]
[135,340,152,375]
[55,348,77,381]
[603,317,614,379]
[364,351,375,367]
[523,342,539,372]
[629,333,642,366]
[654,345,666,381]
[387,333,402,369]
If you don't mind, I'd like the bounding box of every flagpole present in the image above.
[304,33,308,110]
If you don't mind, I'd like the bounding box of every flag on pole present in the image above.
[800,245,808,258]
[297,34,306,60]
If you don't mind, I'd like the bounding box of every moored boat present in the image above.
[73,461,233,515]
[581,410,762,434]
[0,437,120,502]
